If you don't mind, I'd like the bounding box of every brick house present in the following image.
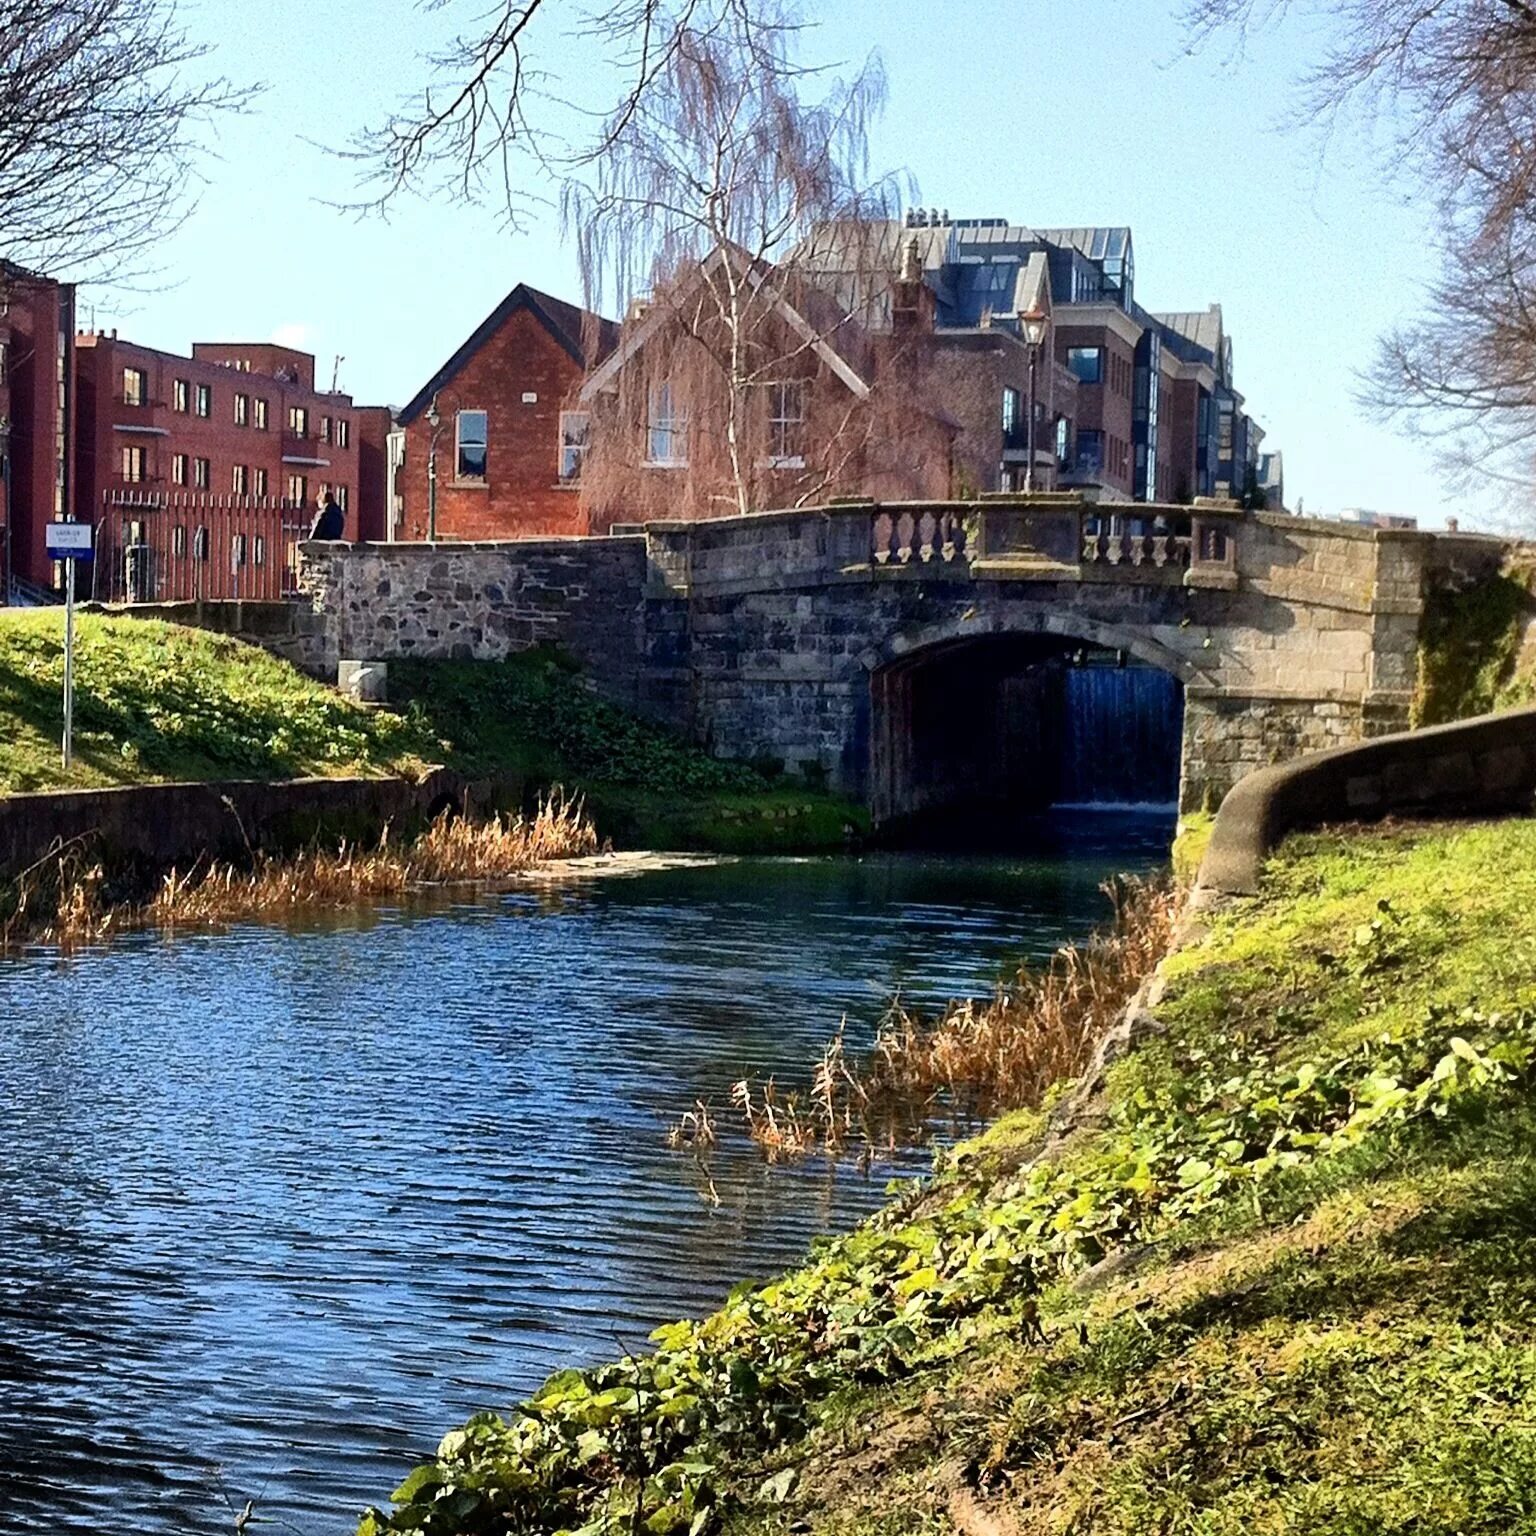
[575,245,967,529]
[393,284,617,541]
[72,333,380,599]
[0,263,76,595]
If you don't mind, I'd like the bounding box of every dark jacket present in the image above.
[308,501,346,541]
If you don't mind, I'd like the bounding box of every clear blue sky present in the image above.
[94,0,1464,525]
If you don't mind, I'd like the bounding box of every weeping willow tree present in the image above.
[560,3,927,520]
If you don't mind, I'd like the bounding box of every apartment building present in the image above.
[73,333,379,599]
[0,262,75,595]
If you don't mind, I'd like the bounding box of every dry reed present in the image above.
[0,793,598,950]
[670,876,1180,1163]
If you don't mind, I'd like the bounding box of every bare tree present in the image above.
[1185,0,1536,494]
[0,0,246,281]
[563,2,920,519]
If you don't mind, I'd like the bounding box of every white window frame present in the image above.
[456,409,489,480]
[195,383,211,418]
[645,382,687,467]
[122,367,148,407]
[558,410,590,482]
[765,380,806,469]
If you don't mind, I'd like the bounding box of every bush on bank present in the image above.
[362,818,1536,1536]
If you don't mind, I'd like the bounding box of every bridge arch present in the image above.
[864,609,1207,835]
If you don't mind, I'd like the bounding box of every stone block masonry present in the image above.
[288,501,1512,823]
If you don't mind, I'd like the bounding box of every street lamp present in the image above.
[425,393,442,542]
[1020,303,1048,494]
[0,417,10,605]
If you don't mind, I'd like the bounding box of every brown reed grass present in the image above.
[669,876,1180,1163]
[0,793,598,950]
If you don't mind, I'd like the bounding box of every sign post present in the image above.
[44,521,94,769]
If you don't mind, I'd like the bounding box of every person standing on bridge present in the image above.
[308,490,346,541]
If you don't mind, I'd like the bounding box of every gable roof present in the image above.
[578,244,874,405]
[398,283,617,426]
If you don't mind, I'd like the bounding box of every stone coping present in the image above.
[1196,705,1536,897]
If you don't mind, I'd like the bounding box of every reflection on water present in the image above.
[0,816,1169,1534]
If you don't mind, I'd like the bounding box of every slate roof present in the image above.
[397,284,618,426]
[1153,305,1224,364]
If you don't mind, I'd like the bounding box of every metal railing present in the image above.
[94,489,309,604]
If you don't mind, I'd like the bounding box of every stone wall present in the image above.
[295,535,659,711]
[87,598,333,678]
[1198,705,1536,897]
[0,768,506,885]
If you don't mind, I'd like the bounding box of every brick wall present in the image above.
[397,306,588,541]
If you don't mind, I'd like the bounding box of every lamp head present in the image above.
[1020,305,1048,348]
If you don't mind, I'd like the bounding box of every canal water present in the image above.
[0,817,1171,1534]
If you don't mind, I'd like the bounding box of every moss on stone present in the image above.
[1412,568,1534,726]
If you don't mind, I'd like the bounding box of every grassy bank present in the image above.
[388,653,868,853]
[0,609,433,792]
[0,613,863,852]
[361,816,1536,1536]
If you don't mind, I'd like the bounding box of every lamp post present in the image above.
[1020,303,1048,494]
[0,417,10,604]
[425,394,441,542]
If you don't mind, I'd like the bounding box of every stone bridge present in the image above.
[297,495,1504,825]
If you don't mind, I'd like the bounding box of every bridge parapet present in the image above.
[643,494,1248,599]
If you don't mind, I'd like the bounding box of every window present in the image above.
[288,405,309,436]
[320,415,332,444]
[1074,429,1104,477]
[193,456,210,489]
[254,397,268,431]
[234,392,250,426]
[287,473,307,505]
[195,383,211,418]
[172,525,187,558]
[335,485,348,511]
[232,464,249,495]
[1001,386,1021,439]
[1066,347,1103,385]
[558,411,590,482]
[253,535,267,567]
[173,379,190,413]
[0,342,7,384]
[231,533,247,570]
[172,453,188,486]
[335,419,350,448]
[456,408,488,478]
[122,367,148,406]
[1055,415,1070,466]
[646,384,687,466]
[253,466,268,497]
[193,526,209,561]
[767,381,805,465]
[121,444,146,481]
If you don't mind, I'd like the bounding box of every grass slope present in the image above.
[362,818,1536,1536]
[0,609,430,793]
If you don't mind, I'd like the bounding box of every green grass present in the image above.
[0,609,432,793]
[358,817,1536,1536]
[389,653,869,852]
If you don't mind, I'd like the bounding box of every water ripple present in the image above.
[0,831,1168,1534]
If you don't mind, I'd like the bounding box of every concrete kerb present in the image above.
[1195,705,1536,899]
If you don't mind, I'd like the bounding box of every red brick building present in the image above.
[394,284,617,541]
[0,263,76,596]
[74,333,377,600]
